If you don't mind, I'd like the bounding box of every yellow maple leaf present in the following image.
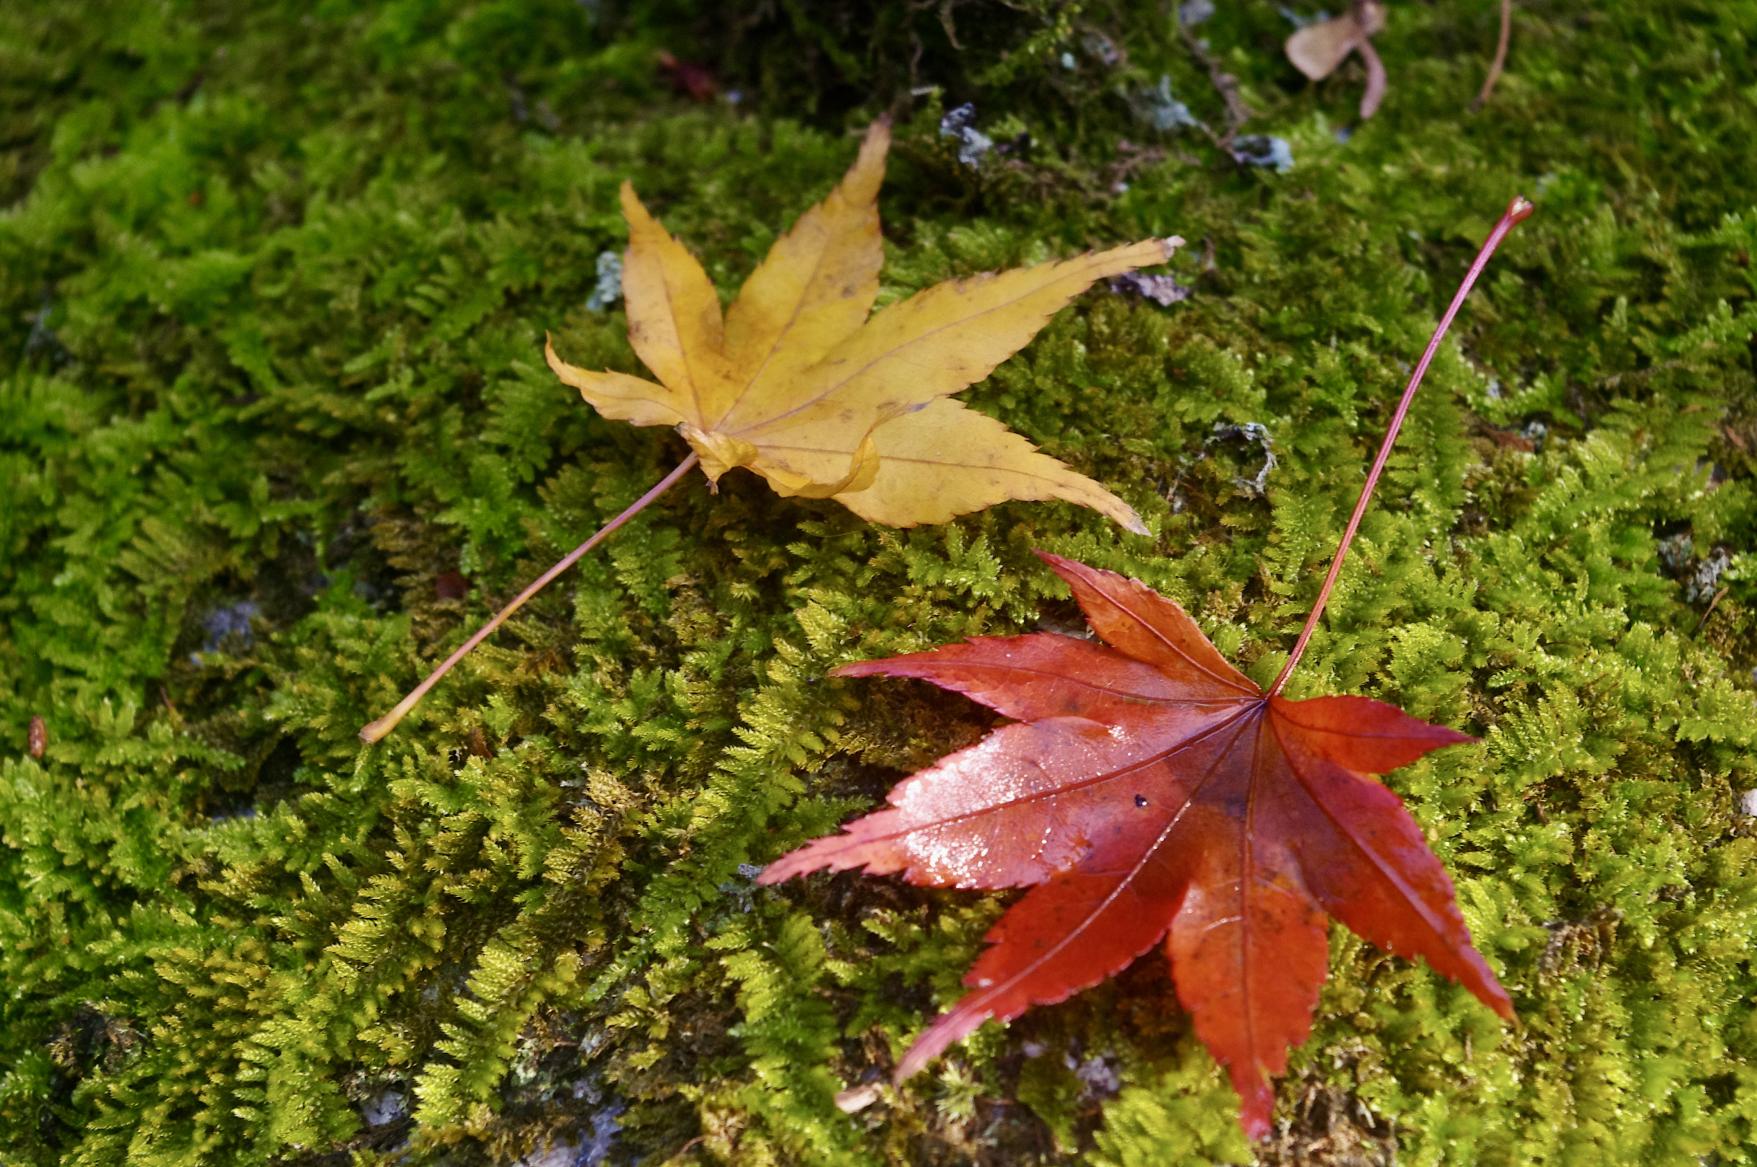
[363,121,1177,743]
[546,119,1176,530]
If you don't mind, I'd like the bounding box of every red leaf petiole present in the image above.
[1268,196,1533,696]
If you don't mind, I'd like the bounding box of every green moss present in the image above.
[3,1,1756,1163]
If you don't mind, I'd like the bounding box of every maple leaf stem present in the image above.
[1268,196,1533,698]
[359,452,701,744]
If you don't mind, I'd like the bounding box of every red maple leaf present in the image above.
[762,198,1534,1138]
[762,551,1511,1137]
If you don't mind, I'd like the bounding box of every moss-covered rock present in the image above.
[3,2,1755,1163]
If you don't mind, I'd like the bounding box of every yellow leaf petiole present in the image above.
[359,452,701,743]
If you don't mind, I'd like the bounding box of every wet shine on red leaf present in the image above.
[762,551,1513,1138]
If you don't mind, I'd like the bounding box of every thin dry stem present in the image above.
[1473,0,1514,111]
[1178,12,1252,145]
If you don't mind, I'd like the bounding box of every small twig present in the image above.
[1102,139,1171,192]
[1472,0,1514,111]
[1695,586,1728,635]
[1177,16,1252,145]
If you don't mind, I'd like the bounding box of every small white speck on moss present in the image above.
[585,251,622,312]
[361,1087,406,1128]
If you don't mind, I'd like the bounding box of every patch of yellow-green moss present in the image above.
[2,2,1755,1163]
